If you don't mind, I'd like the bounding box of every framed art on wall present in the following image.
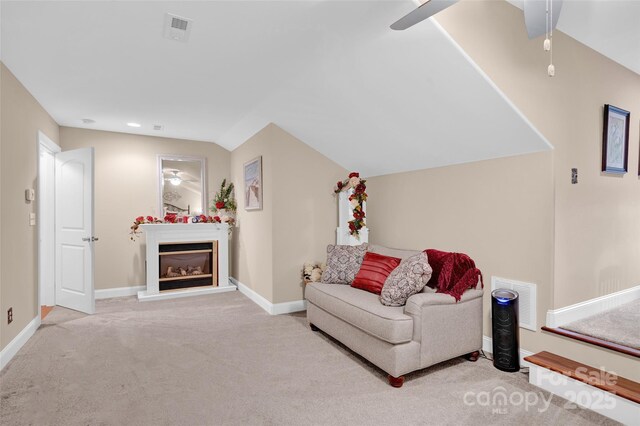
[601,104,630,174]
[244,156,263,210]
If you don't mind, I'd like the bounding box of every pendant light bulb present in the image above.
[548,64,555,77]
[543,38,551,51]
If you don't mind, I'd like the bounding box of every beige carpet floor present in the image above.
[1,292,616,426]
[562,299,640,349]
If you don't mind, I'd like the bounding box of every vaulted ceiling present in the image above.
[2,1,634,176]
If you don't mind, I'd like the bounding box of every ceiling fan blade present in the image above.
[524,0,563,39]
[390,0,458,31]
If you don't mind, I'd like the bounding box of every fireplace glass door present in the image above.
[158,241,218,291]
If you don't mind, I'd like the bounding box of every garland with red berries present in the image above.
[334,172,367,238]
[129,214,229,241]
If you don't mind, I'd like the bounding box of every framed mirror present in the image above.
[158,155,207,217]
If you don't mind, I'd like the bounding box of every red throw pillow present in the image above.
[351,252,402,295]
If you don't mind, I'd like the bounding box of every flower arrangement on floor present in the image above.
[129,214,226,241]
[303,262,326,284]
[334,172,367,238]
[211,179,237,223]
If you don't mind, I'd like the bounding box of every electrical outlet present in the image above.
[7,307,13,324]
[571,168,578,184]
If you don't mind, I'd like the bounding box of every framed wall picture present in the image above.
[243,156,263,211]
[601,104,630,174]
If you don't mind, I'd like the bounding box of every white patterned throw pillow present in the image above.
[380,252,433,306]
[321,244,369,284]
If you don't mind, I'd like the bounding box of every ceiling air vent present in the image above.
[163,13,192,42]
[491,276,537,332]
[153,124,164,131]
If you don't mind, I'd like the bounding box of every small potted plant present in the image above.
[211,179,237,225]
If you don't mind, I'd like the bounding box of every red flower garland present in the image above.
[129,214,225,241]
[334,172,367,238]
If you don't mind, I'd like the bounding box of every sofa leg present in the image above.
[310,323,320,332]
[465,351,480,362]
[388,375,405,388]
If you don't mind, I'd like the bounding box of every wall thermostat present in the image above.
[25,188,35,201]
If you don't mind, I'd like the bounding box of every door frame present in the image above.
[37,131,61,311]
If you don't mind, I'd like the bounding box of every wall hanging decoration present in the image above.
[244,156,263,211]
[602,104,630,174]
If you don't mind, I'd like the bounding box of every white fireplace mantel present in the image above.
[137,223,235,301]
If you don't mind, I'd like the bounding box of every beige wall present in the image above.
[1,63,60,350]
[230,125,275,301]
[270,125,348,303]
[437,0,640,308]
[231,123,347,303]
[60,127,230,290]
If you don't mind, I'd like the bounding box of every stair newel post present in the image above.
[336,188,368,246]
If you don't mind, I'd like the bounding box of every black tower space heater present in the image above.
[491,289,520,372]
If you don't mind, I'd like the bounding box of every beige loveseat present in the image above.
[305,245,483,387]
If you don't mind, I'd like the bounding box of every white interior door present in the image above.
[55,147,95,314]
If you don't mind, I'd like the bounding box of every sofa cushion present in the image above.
[368,244,420,260]
[351,252,402,295]
[305,283,414,344]
[369,245,436,293]
[321,243,368,284]
[380,252,433,307]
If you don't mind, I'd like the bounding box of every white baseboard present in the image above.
[482,335,534,368]
[0,316,41,371]
[95,285,145,299]
[137,285,236,301]
[271,299,308,315]
[546,285,640,328]
[230,277,307,315]
[529,364,639,424]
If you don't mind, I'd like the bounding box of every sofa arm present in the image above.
[404,289,483,316]
[404,288,484,368]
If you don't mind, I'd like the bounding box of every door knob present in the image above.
[82,237,91,242]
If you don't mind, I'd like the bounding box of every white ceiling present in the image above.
[0,1,559,176]
[508,0,640,75]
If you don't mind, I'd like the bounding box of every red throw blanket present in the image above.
[425,249,483,302]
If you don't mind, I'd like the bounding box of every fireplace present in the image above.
[137,223,234,301]
[159,241,218,291]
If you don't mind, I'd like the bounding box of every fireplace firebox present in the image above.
[158,241,218,291]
